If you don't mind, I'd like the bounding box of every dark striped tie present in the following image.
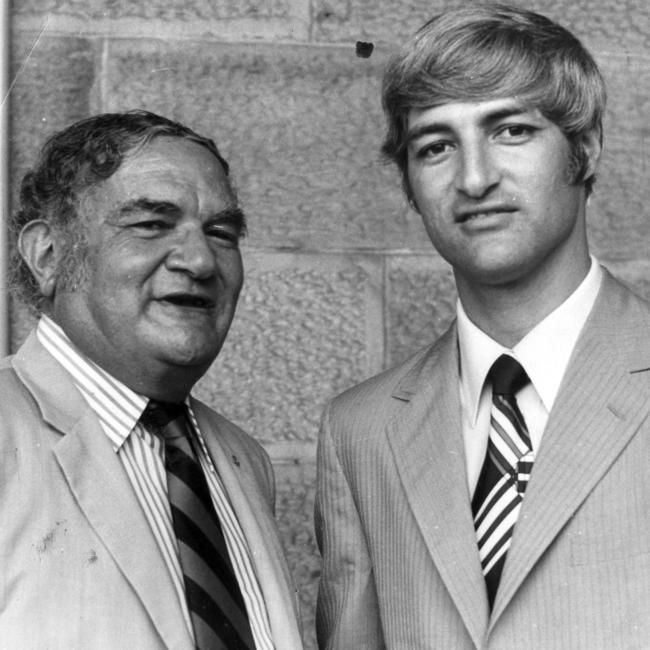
[472,355,534,609]
[141,401,255,650]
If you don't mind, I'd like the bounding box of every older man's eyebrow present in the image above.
[212,206,248,236]
[119,198,181,216]
[116,199,247,235]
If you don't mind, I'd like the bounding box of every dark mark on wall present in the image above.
[356,41,374,58]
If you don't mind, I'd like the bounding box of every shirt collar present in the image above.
[37,314,148,449]
[458,257,603,424]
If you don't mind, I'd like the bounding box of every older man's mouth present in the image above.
[160,293,216,309]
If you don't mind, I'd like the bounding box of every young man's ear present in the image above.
[18,220,59,300]
[404,177,421,214]
[581,128,603,183]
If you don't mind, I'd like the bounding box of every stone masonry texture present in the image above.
[8,1,649,646]
[193,252,384,447]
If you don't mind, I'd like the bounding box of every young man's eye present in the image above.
[498,124,535,139]
[414,140,454,160]
[507,125,527,135]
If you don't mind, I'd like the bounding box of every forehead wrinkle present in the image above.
[80,140,235,227]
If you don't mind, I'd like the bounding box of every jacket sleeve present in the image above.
[314,401,386,650]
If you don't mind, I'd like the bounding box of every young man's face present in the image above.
[406,98,599,291]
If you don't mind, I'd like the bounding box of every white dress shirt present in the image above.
[37,315,274,649]
[458,258,603,495]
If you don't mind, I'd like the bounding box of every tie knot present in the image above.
[140,400,189,441]
[488,354,529,396]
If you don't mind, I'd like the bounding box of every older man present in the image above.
[1,111,303,649]
[316,5,650,649]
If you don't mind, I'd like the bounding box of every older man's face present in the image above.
[52,136,244,397]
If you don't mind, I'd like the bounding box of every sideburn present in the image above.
[54,225,90,293]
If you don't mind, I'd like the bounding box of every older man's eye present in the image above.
[206,226,241,246]
[133,219,171,231]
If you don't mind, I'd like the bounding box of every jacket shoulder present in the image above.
[190,398,273,485]
[596,269,650,343]
[328,330,448,421]
[0,355,39,419]
[607,272,650,315]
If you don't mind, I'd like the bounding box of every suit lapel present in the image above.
[13,333,193,650]
[492,273,650,624]
[193,402,303,650]
[386,325,489,648]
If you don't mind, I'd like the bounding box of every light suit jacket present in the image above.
[316,270,650,649]
[0,331,304,650]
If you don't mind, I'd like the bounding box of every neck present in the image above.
[111,363,203,403]
[43,313,206,403]
[456,254,591,348]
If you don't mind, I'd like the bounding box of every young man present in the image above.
[1,111,303,649]
[316,5,650,648]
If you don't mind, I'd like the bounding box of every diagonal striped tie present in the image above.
[141,401,255,650]
[472,355,534,609]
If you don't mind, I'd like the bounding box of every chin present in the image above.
[464,257,531,287]
[158,339,222,369]
[171,351,220,369]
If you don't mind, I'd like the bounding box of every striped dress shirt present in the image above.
[458,257,603,496]
[37,315,274,650]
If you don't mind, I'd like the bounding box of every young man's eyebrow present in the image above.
[479,106,534,125]
[405,122,452,144]
[405,105,535,144]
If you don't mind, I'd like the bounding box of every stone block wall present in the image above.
[8,1,649,646]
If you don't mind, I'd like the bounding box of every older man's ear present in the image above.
[18,220,59,300]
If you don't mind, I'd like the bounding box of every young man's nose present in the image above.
[455,142,501,198]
